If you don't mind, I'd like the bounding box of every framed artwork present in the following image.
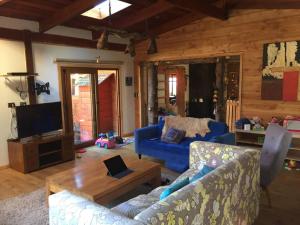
[262,41,300,101]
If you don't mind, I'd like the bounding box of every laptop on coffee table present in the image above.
[103,155,133,179]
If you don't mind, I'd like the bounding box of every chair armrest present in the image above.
[209,133,236,145]
[189,141,247,169]
[134,125,161,144]
[49,191,144,225]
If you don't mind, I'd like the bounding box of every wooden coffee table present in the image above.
[46,155,161,204]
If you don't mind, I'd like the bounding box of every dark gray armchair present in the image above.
[260,124,292,207]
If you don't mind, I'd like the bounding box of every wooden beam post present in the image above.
[0,27,126,51]
[23,30,37,105]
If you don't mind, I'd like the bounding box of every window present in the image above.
[169,74,177,105]
[82,0,131,20]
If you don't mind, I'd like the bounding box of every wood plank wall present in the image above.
[135,9,300,125]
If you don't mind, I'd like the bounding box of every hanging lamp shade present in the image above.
[125,39,136,57]
[147,36,157,54]
[97,30,109,49]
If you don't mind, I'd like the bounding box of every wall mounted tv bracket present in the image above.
[34,82,50,95]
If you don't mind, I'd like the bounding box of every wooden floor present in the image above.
[0,144,299,225]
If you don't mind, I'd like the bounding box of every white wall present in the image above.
[0,17,135,166]
[0,39,27,166]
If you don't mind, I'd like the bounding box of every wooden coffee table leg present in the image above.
[149,170,161,188]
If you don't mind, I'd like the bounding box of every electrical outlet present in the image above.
[8,102,15,108]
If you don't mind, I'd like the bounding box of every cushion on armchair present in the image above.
[159,177,189,200]
[189,165,216,183]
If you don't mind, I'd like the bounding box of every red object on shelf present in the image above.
[283,71,299,101]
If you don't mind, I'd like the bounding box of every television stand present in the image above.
[7,133,74,173]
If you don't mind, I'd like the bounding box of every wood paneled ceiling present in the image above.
[1,0,300,39]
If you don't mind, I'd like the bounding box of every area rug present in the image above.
[0,174,176,225]
[0,188,48,225]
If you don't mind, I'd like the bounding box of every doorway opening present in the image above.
[137,55,241,128]
[59,67,121,148]
[97,69,120,135]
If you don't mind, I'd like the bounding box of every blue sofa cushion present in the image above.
[162,127,186,144]
[160,177,190,200]
[190,165,216,183]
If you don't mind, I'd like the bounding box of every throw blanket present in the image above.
[162,116,211,138]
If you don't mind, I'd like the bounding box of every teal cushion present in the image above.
[190,165,215,183]
[160,177,189,200]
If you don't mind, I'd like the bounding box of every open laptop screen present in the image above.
[103,155,128,177]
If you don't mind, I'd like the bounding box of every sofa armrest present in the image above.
[209,133,236,145]
[134,125,161,153]
[49,191,144,225]
[189,141,247,170]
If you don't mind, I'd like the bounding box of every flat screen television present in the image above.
[16,102,62,139]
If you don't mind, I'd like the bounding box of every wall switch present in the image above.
[8,102,15,108]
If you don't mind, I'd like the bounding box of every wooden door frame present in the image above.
[58,66,122,149]
[134,53,243,128]
[165,67,186,116]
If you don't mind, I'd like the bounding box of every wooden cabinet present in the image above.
[236,129,300,161]
[8,134,74,173]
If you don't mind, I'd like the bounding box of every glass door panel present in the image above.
[70,73,94,145]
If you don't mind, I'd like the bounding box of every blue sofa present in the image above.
[135,119,235,172]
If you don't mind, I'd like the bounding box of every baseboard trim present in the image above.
[0,165,9,170]
[122,132,134,137]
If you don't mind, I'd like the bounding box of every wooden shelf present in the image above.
[1,72,38,77]
[39,149,62,157]
[39,160,63,169]
[236,129,300,161]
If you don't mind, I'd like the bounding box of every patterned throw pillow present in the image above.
[161,127,186,144]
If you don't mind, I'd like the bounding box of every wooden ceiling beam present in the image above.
[39,0,106,33]
[0,0,13,6]
[232,0,300,9]
[13,0,62,12]
[151,13,204,35]
[166,0,228,20]
[115,0,173,29]
[0,27,126,51]
[92,0,174,40]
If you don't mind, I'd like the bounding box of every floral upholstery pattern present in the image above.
[49,191,143,225]
[134,142,260,225]
[49,142,260,225]
[112,194,160,218]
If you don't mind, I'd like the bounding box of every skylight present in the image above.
[82,0,131,20]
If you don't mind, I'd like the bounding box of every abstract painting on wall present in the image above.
[262,41,300,101]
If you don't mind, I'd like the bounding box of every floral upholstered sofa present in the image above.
[49,142,260,225]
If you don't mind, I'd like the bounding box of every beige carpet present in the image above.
[0,174,175,225]
[0,145,178,225]
[0,188,48,225]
